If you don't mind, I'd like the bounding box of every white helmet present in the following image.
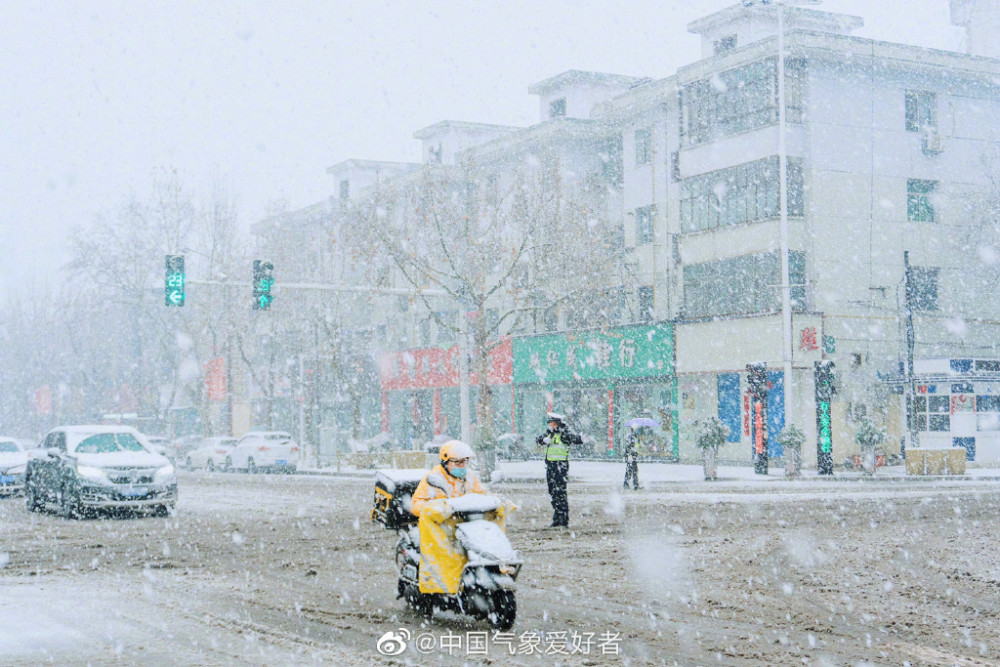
[439,439,475,463]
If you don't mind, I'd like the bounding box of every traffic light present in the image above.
[746,362,768,474]
[253,260,274,310]
[164,255,185,307]
[814,360,835,475]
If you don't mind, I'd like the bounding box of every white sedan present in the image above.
[185,437,237,471]
[226,432,298,473]
[0,437,31,495]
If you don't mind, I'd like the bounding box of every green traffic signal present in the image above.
[165,255,185,307]
[253,260,274,310]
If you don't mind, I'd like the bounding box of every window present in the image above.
[670,151,680,182]
[635,128,652,165]
[74,433,145,454]
[905,90,936,132]
[977,395,1000,431]
[906,265,939,312]
[419,319,431,346]
[635,205,654,245]
[680,156,803,232]
[435,312,455,344]
[549,98,566,118]
[683,250,806,318]
[713,35,737,55]
[915,394,950,432]
[907,179,937,222]
[638,286,654,322]
[339,179,350,201]
[680,58,804,147]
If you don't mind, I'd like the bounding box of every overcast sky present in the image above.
[0,1,962,295]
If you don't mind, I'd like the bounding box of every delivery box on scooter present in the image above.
[372,469,425,529]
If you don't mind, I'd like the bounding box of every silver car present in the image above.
[25,425,177,517]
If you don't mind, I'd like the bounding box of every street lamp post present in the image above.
[743,0,821,446]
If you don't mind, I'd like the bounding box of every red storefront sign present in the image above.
[380,338,513,390]
[35,385,52,415]
[205,357,227,402]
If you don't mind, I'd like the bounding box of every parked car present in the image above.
[0,437,30,495]
[24,425,177,517]
[185,436,237,471]
[226,431,298,473]
[170,434,204,463]
[144,435,172,461]
[496,433,531,460]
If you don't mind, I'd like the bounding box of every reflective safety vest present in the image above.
[546,432,569,461]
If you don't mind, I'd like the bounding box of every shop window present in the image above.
[977,395,1000,431]
[915,393,950,432]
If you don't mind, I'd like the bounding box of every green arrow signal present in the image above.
[168,290,184,305]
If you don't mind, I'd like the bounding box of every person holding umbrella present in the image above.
[623,415,660,491]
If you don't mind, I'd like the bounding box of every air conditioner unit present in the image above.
[922,128,943,155]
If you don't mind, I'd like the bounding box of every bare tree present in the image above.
[348,157,630,475]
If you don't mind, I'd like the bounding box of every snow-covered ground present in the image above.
[302,459,1000,484]
[3,469,1000,665]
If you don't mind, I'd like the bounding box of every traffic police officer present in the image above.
[536,412,581,527]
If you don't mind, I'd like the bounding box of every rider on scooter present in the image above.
[410,440,485,516]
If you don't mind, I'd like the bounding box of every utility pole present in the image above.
[903,251,918,450]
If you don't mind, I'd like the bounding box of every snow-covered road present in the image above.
[2,470,999,665]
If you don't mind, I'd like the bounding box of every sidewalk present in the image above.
[298,460,1000,484]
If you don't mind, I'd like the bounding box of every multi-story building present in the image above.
[604,1,1000,465]
[254,1,1000,466]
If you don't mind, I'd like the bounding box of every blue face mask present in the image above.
[449,466,467,479]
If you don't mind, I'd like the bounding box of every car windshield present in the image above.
[0,442,20,453]
[73,433,147,454]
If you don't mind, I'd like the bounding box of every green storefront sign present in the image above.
[513,323,674,384]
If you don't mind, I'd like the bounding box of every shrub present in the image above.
[694,417,729,451]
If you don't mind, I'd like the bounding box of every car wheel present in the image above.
[247,457,257,474]
[59,484,82,520]
[153,504,171,518]
[206,459,215,472]
[223,457,232,472]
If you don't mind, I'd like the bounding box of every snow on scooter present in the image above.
[372,469,522,630]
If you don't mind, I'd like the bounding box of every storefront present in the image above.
[379,339,513,448]
[512,323,677,458]
[903,358,1000,462]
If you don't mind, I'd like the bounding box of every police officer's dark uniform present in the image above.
[536,412,581,527]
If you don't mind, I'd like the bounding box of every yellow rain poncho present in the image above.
[410,465,495,595]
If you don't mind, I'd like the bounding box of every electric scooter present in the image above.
[395,493,521,630]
